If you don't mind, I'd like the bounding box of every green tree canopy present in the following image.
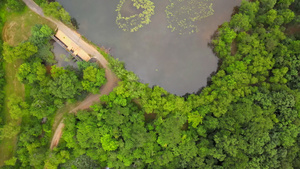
[3,42,38,63]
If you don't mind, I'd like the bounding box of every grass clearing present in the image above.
[0,60,24,166]
[2,7,56,46]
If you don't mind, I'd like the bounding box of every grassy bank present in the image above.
[2,7,56,46]
[0,6,56,166]
[0,60,24,166]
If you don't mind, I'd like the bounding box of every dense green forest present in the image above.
[0,0,300,168]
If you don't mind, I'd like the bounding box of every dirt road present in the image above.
[50,72,118,150]
[22,0,119,149]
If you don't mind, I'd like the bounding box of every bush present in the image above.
[41,2,72,25]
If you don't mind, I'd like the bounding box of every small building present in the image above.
[54,30,91,61]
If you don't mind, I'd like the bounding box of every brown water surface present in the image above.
[57,0,241,95]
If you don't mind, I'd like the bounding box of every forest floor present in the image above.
[285,24,300,35]
[0,7,55,166]
[0,60,24,166]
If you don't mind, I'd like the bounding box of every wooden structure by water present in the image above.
[52,29,91,62]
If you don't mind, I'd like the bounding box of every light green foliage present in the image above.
[266,9,278,25]
[269,67,288,83]
[4,157,17,166]
[82,66,107,94]
[188,112,203,128]
[278,9,295,24]
[44,150,70,169]
[3,42,38,63]
[116,0,155,32]
[17,61,49,86]
[220,23,237,44]
[0,122,20,140]
[7,95,29,120]
[100,134,119,152]
[165,0,214,35]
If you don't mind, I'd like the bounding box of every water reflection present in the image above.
[57,0,241,95]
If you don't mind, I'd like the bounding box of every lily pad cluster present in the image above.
[165,0,214,35]
[116,0,155,32]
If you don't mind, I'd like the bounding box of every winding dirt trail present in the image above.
[50,70,118,150]
[22,0,119,150]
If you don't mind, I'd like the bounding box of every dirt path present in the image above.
[50,74,118,149]
[22,0,119,149]
[50,66,119,149]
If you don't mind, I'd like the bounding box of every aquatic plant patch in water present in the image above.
[165,0,214,35]
[116,0,155,32]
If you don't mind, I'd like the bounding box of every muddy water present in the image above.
[56,0,241,95]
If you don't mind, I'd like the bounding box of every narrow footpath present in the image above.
[22,0,119,149]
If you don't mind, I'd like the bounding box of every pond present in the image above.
[52,42,78,69]
[56,0,241,95]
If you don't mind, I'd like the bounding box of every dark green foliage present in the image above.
[199,86,300,168]
[29,24,54,48]
[59,155,100,169]
[260,0,277,11]
[33,0,47,6]
[6,0,25,12]
[41,2,72,25]
[16,117,51,168]
[34,41,56,64]
[49,65,82,99]
[0,9,6,127]
[0,60,5,125]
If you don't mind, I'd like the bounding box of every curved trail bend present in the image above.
[22,0,119,149]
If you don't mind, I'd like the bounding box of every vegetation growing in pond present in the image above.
[165,0,214,35]
[116,0,155,32]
